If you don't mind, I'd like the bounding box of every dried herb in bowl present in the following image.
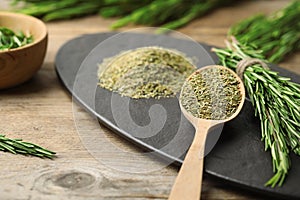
[98,46,196,99]
[0,27,33,51]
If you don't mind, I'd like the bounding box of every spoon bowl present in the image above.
[169,65,245,200]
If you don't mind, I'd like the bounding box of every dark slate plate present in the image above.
[55,32,300,199]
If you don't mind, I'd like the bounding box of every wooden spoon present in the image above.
[168,65,245,200]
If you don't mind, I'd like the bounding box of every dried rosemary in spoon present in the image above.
[169,65,245,200]
[180,66,243,120]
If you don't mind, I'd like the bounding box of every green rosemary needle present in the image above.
[212,38,300,187]
[0,134,56,159]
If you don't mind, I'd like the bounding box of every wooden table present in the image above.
[1,1,299,199]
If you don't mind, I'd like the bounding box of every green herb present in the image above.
[212,37,300,187]
[109,0,238,30]
[229,1,300,63]
[180,67,242,120]
[98,46,196,99]
[0,134,56,159]
[0,27,33,51]
[220,1,300,187]
[11,0,239,30]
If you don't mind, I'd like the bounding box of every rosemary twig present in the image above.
[111,0,237,30]
[0,134,56,159]
[11,0,240,30]
[216,2,300,186]
[229,1,300,63]
[212,38,300,187]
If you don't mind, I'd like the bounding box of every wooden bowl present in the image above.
[0,12,48,89]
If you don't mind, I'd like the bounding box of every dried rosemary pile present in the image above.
[0,27,33,51]
[98,46,196,99]
[11,0,239,30]
[213,1,300,187]
[180,67,242,120]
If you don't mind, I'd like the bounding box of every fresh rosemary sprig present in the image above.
[212,38,300,187]
[0,27,33,51]
[110,0,238,30]
[229,1,300,63]
[11,0,239,30]
[0,134,56,159]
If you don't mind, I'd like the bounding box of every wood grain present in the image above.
[0,0,299,199]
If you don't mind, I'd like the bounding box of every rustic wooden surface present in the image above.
[1,1,299,199]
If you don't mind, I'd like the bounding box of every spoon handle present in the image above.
[168,125,209,200]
